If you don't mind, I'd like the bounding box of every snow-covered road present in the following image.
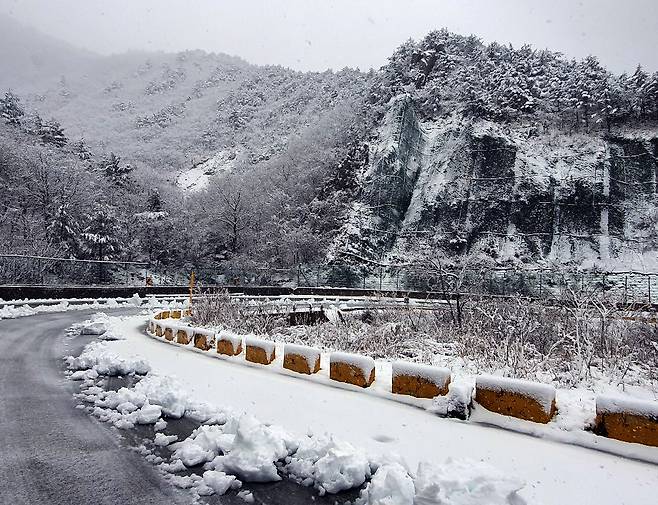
[0,310,191,505]
[108,315,658,505]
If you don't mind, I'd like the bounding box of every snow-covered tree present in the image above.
[101,152,133,186]
[0,90,24,126]
[38,118,67,147]
[73,138,92,161]
[82,208,121,261]
[48,204,81,256]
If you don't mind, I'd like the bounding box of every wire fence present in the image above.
[199,263,658,305]
[0,254,149,286]
[2,254,658,305]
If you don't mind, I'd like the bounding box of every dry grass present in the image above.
[192,291,658,389]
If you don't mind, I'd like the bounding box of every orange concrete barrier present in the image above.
[392,361,450,399]
[170,310,182,319]
[283,344,321,375]
[193,328,215,351]
[245,337,276,365]
[164,325,175,341]
[154,312,162,320]
[176,326,193,345]
[329,352,375,388]
[594,396,658,447]
[217,331,243,356]
[160,310,170,319]
[474,376,557,424]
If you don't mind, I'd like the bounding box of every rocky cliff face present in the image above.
[332,95,658,270]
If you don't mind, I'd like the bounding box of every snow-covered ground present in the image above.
[68,313,658,505]
[176,149,241,191]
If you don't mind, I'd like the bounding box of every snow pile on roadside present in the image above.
[66,341,150,377]
[67,340,525,503]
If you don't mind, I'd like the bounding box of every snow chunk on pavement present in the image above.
[202,470,239,495]
[154,433,178,447]
[214,415,290,482]
[287,434,371,494]
[358,462,414,505]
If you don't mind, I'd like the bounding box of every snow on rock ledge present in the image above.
[475,375,557,424]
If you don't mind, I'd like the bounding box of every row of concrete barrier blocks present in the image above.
[148,312,658,447]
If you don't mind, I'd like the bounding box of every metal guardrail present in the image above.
[3,253,658,305]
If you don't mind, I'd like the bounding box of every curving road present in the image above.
[0,309,360,505]
[0,309,191,505]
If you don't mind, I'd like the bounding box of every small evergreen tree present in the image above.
[38,118,67,147]
[0,90,24,125]
[146,188,163,212]
[82,208,121,261]
[48,204,81,256]
[101,152,133,186]
[73,138,92,160]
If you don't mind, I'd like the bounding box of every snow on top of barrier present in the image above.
[284,343,320,367]
[330,351,375,377]
[175,325,195,335]
[217,330,242,346]
[392,361,450,385]
[476,375,556,411]
[597,395,658,418]
[192,327,216,337]
[245,336,276,359]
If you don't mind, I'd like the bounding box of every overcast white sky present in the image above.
[1,0,657,74]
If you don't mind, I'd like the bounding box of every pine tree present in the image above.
[82,208,121,261]
[645,72,658,119]
[38,118,67,147]
[629,65,650,116]
[0,90,24,125]
[73,138,92,160]
[146,188,163,212]
[102,152,133,186]
[48,204,81,256]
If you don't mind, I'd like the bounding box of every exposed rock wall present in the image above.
[333,96,658,269]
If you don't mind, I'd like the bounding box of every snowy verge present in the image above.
[143,313,658,465]
[65,337,525,504]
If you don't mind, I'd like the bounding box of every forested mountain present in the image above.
[2,17,658,283]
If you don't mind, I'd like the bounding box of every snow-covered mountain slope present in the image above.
[332,95,658,269]
[0,15,370,180]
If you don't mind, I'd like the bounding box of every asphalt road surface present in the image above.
[0,309,195,505]
[0,309,361,505]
